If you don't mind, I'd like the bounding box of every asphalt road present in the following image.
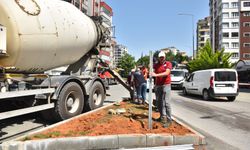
[1,84,250,150]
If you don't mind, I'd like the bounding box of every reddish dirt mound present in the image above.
[24,101,193,140]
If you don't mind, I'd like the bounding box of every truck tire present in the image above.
[85,81,105,111]
[202,89,210,100]
[55,82,84,120]
[227,96,236,102]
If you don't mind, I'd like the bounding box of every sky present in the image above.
[105,0,209,60]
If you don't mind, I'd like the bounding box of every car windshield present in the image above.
[171,71,185,77]
[214,71,236,81]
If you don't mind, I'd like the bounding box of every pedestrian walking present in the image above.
[151,51,172,128]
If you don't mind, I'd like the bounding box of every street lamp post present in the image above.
[178,13,195,59]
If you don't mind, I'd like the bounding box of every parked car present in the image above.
[183,69,239,101]
[171,69,189,89]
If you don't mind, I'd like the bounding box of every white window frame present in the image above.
[222,13,229,18]
[222,42,229,48]
[232,42,239,48]
[243,53,250,58]
[222,3,229,8]
[232,22,239,28]
[222,23,229,28]
[244,2,250,7]
[232,12,239,18]
[232,2,238,8]
[243,22,250,27]
[243,32,250,37]
[243,12,250,16]
[243,43,250,47]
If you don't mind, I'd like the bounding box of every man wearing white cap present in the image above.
[151,51,172,128]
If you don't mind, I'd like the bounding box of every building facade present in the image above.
[210,0,240,63]
[68,0,115,67]
[240,0,250,60]
[114,44,128,67]
[197,17,211,52]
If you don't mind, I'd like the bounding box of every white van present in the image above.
[183,69,239,101]
[171,69,189,89]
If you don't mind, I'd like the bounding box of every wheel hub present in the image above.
[66,97,74,107]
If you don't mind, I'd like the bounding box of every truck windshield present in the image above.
[214,71,236,81]
[171,71,184,77]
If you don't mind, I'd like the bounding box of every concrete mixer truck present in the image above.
[0,0,111,121]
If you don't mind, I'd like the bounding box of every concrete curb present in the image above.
[0,103,206,150]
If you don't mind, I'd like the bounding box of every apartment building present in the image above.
[114,44,128,67]
[197,17,211,51]
[69,0,115,67]
[210,0,240,63]
[240,0,250,60]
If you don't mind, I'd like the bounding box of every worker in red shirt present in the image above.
[151,51,172,128]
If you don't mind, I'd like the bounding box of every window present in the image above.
[200,31,205,35]
[243,11,250,16]
[232,42,239,48]
[222,43,229,48]
[223,32,229,38]
[231,53,239,58]
[222,3,229,8]
[231,32,238,38]
[231,2,238,8]
[243,22,250,27]
[243,32,250,37]
[244,2,250,7]
[222,13,229,18]
[232,12,239,18]
[244,43,250,47]
[243,53,250,58]
[232,22,239,28]
[222,23,229,28]
[214,71,236,81]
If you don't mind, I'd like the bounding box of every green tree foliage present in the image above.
[152,50,189,67]
[118,53,136,77]
[136,55,149,67]
[175,52,189,63]
[187,41,233,73]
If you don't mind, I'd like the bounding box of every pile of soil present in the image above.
[23,100,193,140]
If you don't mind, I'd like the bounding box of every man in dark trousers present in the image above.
[151,51,172,128]
[133,68,147,104]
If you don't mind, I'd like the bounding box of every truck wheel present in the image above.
[227,96,236,102]
[183,87,188,95]
[202,89,210,100]
[85,81,105,111]
[55,82,84,120]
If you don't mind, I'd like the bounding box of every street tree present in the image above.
[118,53,136,77]
[187,41,233,72]
[153,50,189,68]
[136,55,149,67]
